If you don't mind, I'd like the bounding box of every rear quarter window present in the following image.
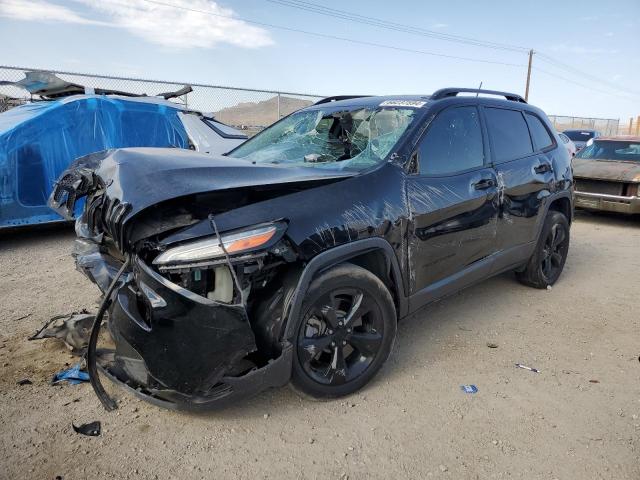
[484,107,533,163]
[525,113,555,151]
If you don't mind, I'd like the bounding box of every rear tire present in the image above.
[516,210,570,288]
[290,263,396,399]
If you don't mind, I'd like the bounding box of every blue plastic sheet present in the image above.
[52,363,90,385]
[0,95,190,228]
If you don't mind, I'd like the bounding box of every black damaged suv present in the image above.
[50,88,573,410]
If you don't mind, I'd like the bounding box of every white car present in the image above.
[562,129,601,151]
[558,132,577,157]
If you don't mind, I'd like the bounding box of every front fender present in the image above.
[282,237,408,341]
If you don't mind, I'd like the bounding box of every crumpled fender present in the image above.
[49,147,357,227]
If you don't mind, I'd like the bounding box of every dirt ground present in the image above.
[0,211,638,480]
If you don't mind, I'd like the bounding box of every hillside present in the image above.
[213,95,313,128]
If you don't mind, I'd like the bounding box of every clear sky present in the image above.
[1,0,639,119]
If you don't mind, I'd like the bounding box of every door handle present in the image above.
[534,163,552,174]
[473,178,495,190]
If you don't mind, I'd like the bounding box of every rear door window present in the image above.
[417,106,484,175]
[484,107,533,163]
[525,113,555,151]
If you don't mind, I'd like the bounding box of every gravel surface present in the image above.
[1,212,639,480]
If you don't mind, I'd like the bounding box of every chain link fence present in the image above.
[0,66,324,134]
[1,66,635,137]
[547,115,620,136]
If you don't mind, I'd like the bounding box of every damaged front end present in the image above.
[93,248,293,410]
[49,148,352,410]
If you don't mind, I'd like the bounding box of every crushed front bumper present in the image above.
[75,239,292,410]
[574,191,640,215]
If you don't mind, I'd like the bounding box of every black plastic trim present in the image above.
[202,117,248,140]
[98,343,293,411]
[313,95,372,105]
[283,237,407,340]
[432,88,526,103]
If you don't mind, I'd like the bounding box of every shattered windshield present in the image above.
[228,106,417,171]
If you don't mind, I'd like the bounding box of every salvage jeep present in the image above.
[50,88,573,411]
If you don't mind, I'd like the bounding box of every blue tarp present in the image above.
[0,95,190,228]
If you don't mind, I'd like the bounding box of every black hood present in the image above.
[49,147,357,223]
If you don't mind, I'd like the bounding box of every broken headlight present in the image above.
[153,223,282,267]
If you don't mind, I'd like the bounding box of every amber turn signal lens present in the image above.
[226,229,276,253]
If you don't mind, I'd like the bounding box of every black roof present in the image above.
[309,88,527,110]
[309,94,431,109]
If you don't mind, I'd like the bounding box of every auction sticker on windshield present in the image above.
[379,100,427,108]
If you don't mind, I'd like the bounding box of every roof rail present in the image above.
[313,95,371,105]
[157,85,193,100]
[431,88,527,103]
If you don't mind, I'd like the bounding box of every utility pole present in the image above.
[525,49,534,102]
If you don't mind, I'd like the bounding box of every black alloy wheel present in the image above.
[517,210,570,288]
[540,222,569,283]
[298,287,383,385]
[291,263,396,398]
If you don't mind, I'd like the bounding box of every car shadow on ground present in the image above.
[573,209,639,228]
[0,222,75,246]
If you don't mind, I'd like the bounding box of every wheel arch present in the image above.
[547,193,573,224]
[534,191,573,241]
[282,238,408,340]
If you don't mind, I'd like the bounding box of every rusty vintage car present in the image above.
[573,136,640,214]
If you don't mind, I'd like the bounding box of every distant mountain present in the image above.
[0,93,27,113]
[213,95,313,128]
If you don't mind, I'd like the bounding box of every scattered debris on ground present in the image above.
[1,215,638,479]
[52,363,89,385]
[29,311,94,354]
[515,363,540,373]
[72,421,101,437]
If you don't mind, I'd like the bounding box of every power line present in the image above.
[264,0,529,53]
[267,0,638,97]
[536,53,640,96]
[532,66,640,101]
[141,0,526,67]
[141,0,637,101]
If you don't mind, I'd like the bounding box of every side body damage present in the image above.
[50,91,573,409]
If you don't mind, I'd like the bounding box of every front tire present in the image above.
[291,263,396,399]
[516,210,570,288]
